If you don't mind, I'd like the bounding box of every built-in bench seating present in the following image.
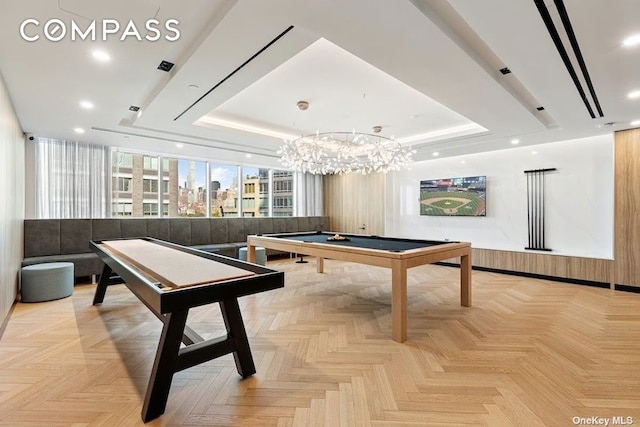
[22,217,329,279]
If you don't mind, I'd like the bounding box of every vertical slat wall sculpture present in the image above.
[525,168,556,251]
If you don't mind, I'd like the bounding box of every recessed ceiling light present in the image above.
[631,120,640,126]
[432,152,439,157]
[460,160,466,164]
[188,84,199,90]
[628,90,640,99]
[176,143,184,148]
[531,151,538,155]
[74,128,85,134]
[79,100,94,110]
[511,139,520,145]
[245,154,252,158]
[91,50,110,62]
[623,34,640,47]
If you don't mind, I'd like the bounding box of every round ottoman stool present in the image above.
[21,262,74,303]
[238,247,266,266]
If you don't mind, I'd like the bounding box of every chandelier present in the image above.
[277,131,415,175]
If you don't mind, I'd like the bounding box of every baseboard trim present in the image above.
[614,284,640,294]
[435,262,610,289]
[0,300,17,341]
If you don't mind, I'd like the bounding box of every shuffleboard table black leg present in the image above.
[92,264,113,305]
[142,309,189,423]
[219,298,256,378]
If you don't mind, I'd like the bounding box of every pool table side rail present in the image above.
[247,234,471,268]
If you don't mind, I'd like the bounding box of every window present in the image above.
[143,179,159,193]
[116,177,131,192]
[272,169,293,216]
[110,148,294,218]
[176,159,207,217]
[273,196,292,208]
[143,203,158,216]
[243,167,270,217]
[211,163,239,217]
[143,156,158,170]
[113,202,132,216]
[244,183,256,194]
[114,152,133,168]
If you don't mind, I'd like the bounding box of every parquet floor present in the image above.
[1,258,640,426]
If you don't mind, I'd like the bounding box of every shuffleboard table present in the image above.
[247,231,471,343]
[91,237,284,422]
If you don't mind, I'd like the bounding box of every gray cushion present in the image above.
[273,218,287,233]
[92,219,122,240]
[22,253,103,277]
[283,218,297,233]
[24,220,60,257]
[227,218,245,243]
[60,219,92,254]
[244,218,259,237]
[210,218,228,244]
[309,216,324,231]
[318,216,330,230]
[170,219,191,246]
[297,217,310,232]
[147,219,170,241]
[191,219,211,245]
[258,218,274,234]
[121,219,147,238]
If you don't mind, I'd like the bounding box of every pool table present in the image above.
[247,231,472,343]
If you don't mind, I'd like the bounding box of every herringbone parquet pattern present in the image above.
[1,259,640,426]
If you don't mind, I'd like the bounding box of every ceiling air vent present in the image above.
[157,60,175,72]
[129,106,140,112]
[499,67,511,75]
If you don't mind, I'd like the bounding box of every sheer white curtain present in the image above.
[36,138,109,218]
[294,172,323,216]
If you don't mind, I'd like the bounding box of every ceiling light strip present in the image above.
[552,0,604,117]
[173,25,295,121]
[533,0,596,119]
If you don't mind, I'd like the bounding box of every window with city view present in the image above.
[273,170,294,217]
[210,163,238,217]
[242,167,269,217]
[110,149,292,218]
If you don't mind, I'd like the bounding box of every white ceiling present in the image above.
[1,0,639,167]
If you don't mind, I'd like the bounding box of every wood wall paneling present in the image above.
[323,173,385,235]
[614,129,640,288]
[0,72,25,325]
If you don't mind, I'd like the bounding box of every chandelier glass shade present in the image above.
[278,131,415,175]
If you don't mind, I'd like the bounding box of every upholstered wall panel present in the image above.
[244,218,259,237]
[121,219,147,238]
[227,219,245,243]
[190,219,211,245]
[296,217,310,232]
[92,219,122,240]
[146,219,170,241]
[210,218,228,243]
[24,220,60,257]
[258,218,274,234]
[169,219,192,246]
[60,219,92,254]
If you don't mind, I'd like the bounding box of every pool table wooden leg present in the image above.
[460,251,472,307]
[391,260,408,343]
[317,257,324,273]
[247,244,256,263]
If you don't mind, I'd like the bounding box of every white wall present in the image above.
[0,72,25,323]
[386,134,614,259]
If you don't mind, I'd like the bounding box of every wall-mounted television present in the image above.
[419,176,486,216]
